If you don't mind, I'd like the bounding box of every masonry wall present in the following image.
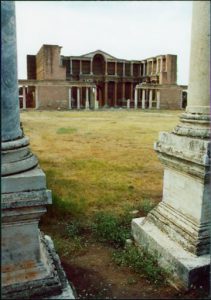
[36,45,66,80]
[37,86,68,109]
[160,87,182,109]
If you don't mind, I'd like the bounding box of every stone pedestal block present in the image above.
[2,167,76,299]
[132,128,210,289]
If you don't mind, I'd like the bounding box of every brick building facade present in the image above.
[19,44,187,110]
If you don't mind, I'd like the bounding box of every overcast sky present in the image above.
[15,1,192,85]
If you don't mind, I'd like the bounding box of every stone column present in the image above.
[130,83,133,102]
[160,57,163,72]
[68,87,72,109]
[77,87,81,109]
[123,62,125,76]
[115,61,117,76]
[139,64,142,77]
[114,82,117,107]
[70,59,72,75]
[104,82,108,106]
[156,58,159,74]
[90,59,93,75]
[1,2,75,299]
[149,89,153,109]
[91,87,98,110]
[134,88,138,110]
[105,60,108,75]
[130,62,133,76]
[143,63,146,76]
[132,1,211,289]
[35,86,39,109]
[165,55,168,72]
[122,82,125,102]
[156,90,160,109]
[85,87,89,110]
[22,86,26,110]
[142,89,146,109]
[80,60,82,75]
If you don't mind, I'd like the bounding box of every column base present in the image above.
[2,234,76,299]
[2,167,76,299]
[132,217,210,290]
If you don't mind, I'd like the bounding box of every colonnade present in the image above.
[68,55,167,78]
[68,86,97,110]
[134,88,160,109]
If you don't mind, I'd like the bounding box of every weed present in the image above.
[112,244,168,285]
[136,198,156,214]
[91,211,131,248]
[66,220,84,238]
[57,127,77,134]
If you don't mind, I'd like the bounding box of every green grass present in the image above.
[112,244,168,285]
[57,127,77,134]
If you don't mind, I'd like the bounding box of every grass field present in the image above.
[21,109,180,217]
[20,109,208,299]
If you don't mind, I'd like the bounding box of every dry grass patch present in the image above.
[21,109,180,217]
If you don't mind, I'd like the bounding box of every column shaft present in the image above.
[1,1,22,141]
[122,82,125,101]
[104,82,108,105]
[70,59,72,75]
[186,1,210,114]
[134,88,138,109]
[80,60,82,75]
[156,90,160,109]
[77,87,80,109]
[123,62,125,76]
[142,89,145,109]
[85,87,89,109]
[22,86,26,109]
[35,87,39,109]
[149,90,152,109]
[115,61,117,76]
[68,87,72,109]
[114,82,117,106]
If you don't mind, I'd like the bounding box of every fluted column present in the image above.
[1,1,22,142]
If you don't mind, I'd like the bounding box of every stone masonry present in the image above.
[132,1,210,289]
[1,2,75,299]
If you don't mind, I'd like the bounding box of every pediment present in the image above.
[80,50,117,60]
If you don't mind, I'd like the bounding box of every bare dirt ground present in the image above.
[61,241,209,299]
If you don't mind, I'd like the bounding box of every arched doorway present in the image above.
[93,54,105,75]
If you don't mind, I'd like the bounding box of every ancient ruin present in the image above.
[18,45,187,110]
[1,2,75,298]
[132,1,210,289]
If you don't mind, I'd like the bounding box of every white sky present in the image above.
[15,1,192,85]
